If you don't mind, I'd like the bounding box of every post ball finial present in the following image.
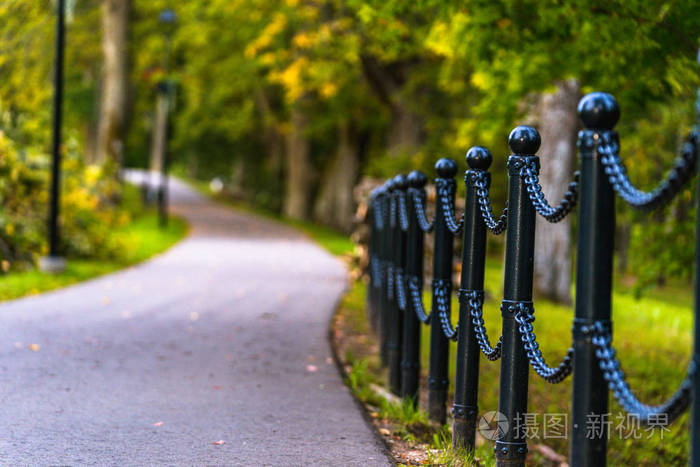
[393,174,408,190]
[407,170,428,188]
[577,92,620,130]
[508,126,541,154]
[385,178,396,191]
[466,146,492,170]
[435,158,458,178]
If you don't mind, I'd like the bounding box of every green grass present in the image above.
[0,207,188,303]
[420,256,693,465]
[338,254,694,465]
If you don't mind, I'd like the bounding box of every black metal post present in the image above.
[402,171,427,403]
[368,190,379,330]
[569,93,619,467]
[496,127,540,466]
[692,86,700,467]
[374,186,388,334]
[157,9,176,228]
[428,158,457,424]
[453,147,492,450]
[157,82,173,228]
[388,175,408,395]
[48,0,66,258]
[380,180,395,366]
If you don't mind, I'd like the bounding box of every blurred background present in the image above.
[0,0,698,302]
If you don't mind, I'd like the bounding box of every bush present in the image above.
[0,131,131,272]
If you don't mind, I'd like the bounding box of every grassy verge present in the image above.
[334,279,496,465]
[0,188,188,302]
[334,256,693,465]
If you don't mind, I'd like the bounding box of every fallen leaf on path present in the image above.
[153,421,163,427]
[28,344,40,352]
[326,357,333,365]
[378,428,391,436]
[190,312,199,321]
[305,365,318,373]
[212,440,226,445]
[212,385,224,390]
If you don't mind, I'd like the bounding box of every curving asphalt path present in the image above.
[0,173,390,466]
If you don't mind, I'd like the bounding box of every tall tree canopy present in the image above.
[0,0,698,294]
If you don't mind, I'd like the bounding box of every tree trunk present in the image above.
[230,157,245,198]
[254,87,285,202]
[387,99,423,157]
[283,106,312,220]
[84,120,98,164]
[313,122,360,232]
[360,56,423,157]
[149,93,168,174]
[97,0,129,165]
[533,79,580,305]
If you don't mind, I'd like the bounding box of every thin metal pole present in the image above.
[158,84,171,228]
[428,158,457,424]
[401,171,427,403]
[375,186,388,334]
[368,190,378,330]
[388,174,408,395]
[692,84,700,467]
[380,180,394,366]
[569,93,619,466]
[49,0,66,257]
[496,127,540,466]
[452,147,491,450]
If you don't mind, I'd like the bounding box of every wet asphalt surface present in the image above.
[0,173,390,466]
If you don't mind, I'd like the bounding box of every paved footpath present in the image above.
[0,173,390,466]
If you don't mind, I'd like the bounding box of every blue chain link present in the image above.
[472,172,507,234]
[406,274,432,324]
[371,197,385,231]
[590,321,693,424]
[459,289,502,361]
[520,162,579,223]
[394,267,407,311]
[396,191,410,232]
[436,279,458,341]
[436,179,464,235]
[389,194,397,229]
[598,130,698,210]
[512,302,573,384]
[409,189,435,233]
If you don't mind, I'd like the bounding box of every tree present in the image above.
[532,79,580,304]
[97,0,130,165]
[430,0,700,302]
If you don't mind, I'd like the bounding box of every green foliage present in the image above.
[0,198,187,302]
[0,132,132,271]
[0,0,101,147]
[1,0,698,301]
